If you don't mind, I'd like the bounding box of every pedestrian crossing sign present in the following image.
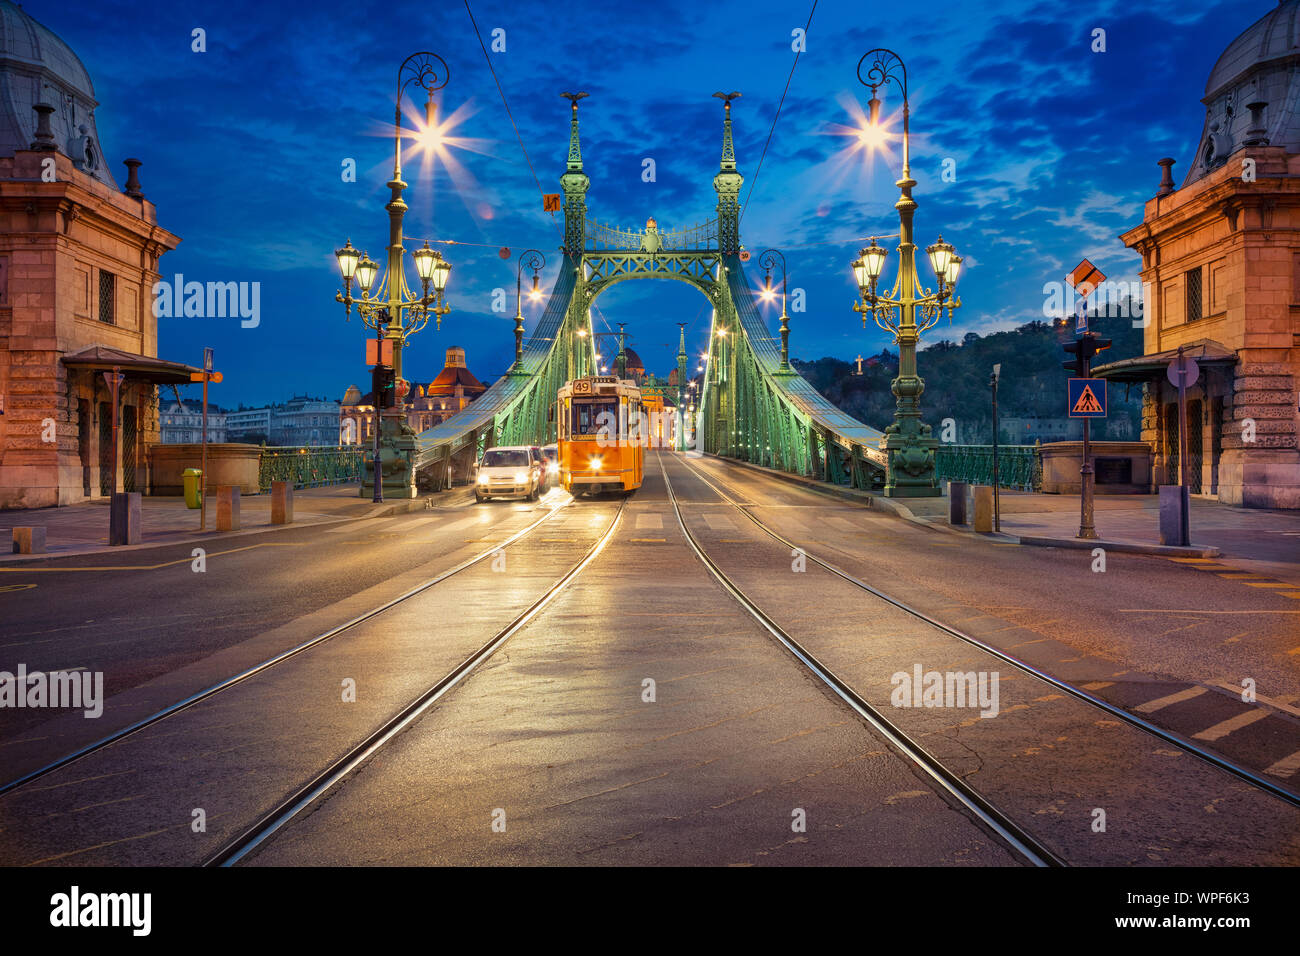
[1068,378,1107,418]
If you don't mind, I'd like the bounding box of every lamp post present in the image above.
[333,53,453,483]
[851,49,962,498]
[758,248,790,371]
[514,249,545,372]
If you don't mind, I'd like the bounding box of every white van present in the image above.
[475,446,542,502]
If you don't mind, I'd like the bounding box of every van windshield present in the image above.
[482,449,530,467]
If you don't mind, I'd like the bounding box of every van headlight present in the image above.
[514,471,528,483]
[589,455,603,472]
[477,474,489,484]
[548,462,559,475]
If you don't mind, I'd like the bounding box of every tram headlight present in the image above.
[589,455,603,472]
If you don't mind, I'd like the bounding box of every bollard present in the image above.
[972,485,994,533]
[11,527,46,554]
[948,481,968,526]
[216,486,241,532]
[109,492,142,546]
[1159,485,1190,547]
[271,481,294,525]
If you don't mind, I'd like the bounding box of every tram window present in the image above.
[572,400,615,436]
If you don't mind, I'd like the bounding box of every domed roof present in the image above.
[1184,0,1300,187]
[1204,0,1300,97]
[342,384,363,405]
[622,347,644,370]
[0,1,117,187]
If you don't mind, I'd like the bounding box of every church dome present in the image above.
[0,1,117,187]
[1184,1,1300,186]
[342,384,363,405]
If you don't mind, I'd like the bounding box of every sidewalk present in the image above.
[0,484,435,563]
[706,455,1300,584]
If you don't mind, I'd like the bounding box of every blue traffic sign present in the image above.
[1068,378,1107,418]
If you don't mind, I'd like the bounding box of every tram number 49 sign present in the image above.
[1067,378,1108,418]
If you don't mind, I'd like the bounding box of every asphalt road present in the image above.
[0,453,1296,865]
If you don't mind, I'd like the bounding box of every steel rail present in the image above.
[0,497,576,798]
[656,451,1061,867]
[206,499,626,866]
[680,454,1300,811]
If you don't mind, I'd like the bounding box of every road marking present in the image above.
[1192,709,1269,741]
[1264,750,1300,779]
[1169,557,1221,564]
[1134,686,1206,714]
[1244,581,1297,589]
[629,538,666,543]
[0,542,304,572]
[1282,592,1300,600]
[0,583,37,592]
[703,514,736,531]
[324,516,402,534]
[825,516,857,530]
[635,513,663,530]
[1081,681,1115,691]
[1216,573,1266,579]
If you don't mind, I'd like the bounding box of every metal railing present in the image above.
[259,445,363,491]
[936,443,1042,492]
[584,218,717,251]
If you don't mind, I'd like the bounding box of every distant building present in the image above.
[341,346,487,444]
[160,400,225,444]
[1001,417,1082,443]
[226,406,272,444]
[272,395,340,447]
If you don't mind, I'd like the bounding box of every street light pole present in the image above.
[334,53,453,500]
[851,49,963,499]
[514,249,545,372]
[758,248,790,371]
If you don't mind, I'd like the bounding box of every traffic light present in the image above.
[1062,334,1112,376]
[372,365,396,409]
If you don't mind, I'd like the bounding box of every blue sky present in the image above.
[41,0,1266,408]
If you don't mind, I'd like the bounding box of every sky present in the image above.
[36,0,1268,409]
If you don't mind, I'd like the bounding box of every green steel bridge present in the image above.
[373,92,894,497]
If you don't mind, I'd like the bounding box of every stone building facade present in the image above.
[0,1,184,508]
[1103,0,1300,508]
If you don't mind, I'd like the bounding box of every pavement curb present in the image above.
[0,493,434,565]
[1015,535,1221,558]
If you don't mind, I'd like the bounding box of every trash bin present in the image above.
[182,468,203,509]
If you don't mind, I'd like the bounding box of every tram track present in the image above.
[674,453,1300,812]
[206,497,626,866]
[0,497,578,799]
[656,451,1061,867]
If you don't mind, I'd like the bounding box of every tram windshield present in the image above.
[571,400,617,436]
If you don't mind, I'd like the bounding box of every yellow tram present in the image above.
[555,376,645,495]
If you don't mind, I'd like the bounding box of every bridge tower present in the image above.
[560,92,590,256]
[712,92,743,255]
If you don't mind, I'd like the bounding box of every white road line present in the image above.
[1192,708,1269,742]
[1264,749,1300,779]
[824,516,858,531]
[1134,685,1207,714]
[324,517,402,534]
[703,514,736,531]
[635,513,663,530]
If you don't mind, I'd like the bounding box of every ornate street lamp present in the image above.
[757,248,790,371]
[334,52,453,409]
[850,48,962,498]
[513,249,546,372]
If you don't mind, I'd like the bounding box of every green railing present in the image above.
[936,443,1041,492]
[259,445,363,491]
